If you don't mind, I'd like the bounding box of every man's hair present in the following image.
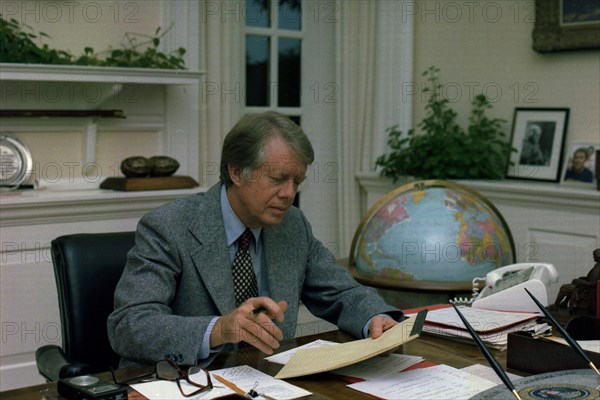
[574,147,590,160]
[220,111,315,186]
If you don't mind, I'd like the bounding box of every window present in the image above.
[245,0,302,125]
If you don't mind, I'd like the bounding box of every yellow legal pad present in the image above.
[275,310,427,379]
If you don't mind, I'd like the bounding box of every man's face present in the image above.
[227,135,307,228]
[572,151,587,170]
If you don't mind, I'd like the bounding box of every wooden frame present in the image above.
[506,108,569,182]
[533,0,600,52]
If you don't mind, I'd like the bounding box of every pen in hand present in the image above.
[252,306,267,315]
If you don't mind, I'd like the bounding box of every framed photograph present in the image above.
[506,108,569,182]
[533,0,600,52]
[561,142,598,187]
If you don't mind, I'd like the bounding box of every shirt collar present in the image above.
[220,183,261,246]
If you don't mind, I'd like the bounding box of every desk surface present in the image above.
[1,331,516,400]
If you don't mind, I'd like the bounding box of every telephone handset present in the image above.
[451,263,559,313]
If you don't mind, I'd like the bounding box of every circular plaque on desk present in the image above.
[0,134,33,188]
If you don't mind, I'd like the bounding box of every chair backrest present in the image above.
[51,232,136,372]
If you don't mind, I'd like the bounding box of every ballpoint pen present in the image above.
[524,287,600,379]
[451,304,522,400]
[252,306,267,315]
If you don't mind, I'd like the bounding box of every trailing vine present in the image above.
[0,15,186,69]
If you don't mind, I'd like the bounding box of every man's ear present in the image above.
[228,164,242,186]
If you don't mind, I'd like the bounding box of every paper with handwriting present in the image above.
[131,365,310,400]
[347,364,497,399]
[211,365,311,400]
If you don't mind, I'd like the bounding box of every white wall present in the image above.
[412,0,599,144]
[0,0,162,57]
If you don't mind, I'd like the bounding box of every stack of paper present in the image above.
[266,339,425,380]
[347,364,498,399]
[408,305,550,351]
[272,312,426,379]
[267,334,525,400]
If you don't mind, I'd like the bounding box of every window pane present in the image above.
[278,38,301,107]
[246,35,270,106]
[279,0,301,30]
[246,0,270,27]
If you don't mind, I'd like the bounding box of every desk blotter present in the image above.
[471,369,599,400]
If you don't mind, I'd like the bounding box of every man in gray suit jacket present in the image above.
[108,112,403,367]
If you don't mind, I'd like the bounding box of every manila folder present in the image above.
[275,310,427,379]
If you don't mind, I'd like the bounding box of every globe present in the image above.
[350,180,515,287]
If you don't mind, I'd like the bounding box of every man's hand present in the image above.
[210,297,288,354]
[369,315,399,339]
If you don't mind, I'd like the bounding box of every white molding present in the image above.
[0,187,208,227]
[355,171,600,214]
[0,63,204,85]
[161,0,200,72]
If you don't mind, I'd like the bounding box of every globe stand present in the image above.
[339,258,473,309]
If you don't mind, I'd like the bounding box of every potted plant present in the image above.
[0,16,185,69]
[375,66,514,182]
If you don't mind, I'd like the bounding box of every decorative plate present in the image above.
[0,134,33,187]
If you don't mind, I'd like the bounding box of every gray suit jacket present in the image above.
[108,183,402,367]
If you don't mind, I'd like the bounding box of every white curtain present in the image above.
[197,1,244,187]
[335,0,414,255]
[335,0,377,254]
[161,1,243,186]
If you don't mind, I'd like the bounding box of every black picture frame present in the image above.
[506,108,569,182]
[533,0,600,52]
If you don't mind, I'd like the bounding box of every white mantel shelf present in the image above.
[355,171,600,212]
[0,63,204,85]
[0,186,208,226]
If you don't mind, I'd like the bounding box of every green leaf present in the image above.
[376,66,514,180]
[0,16,186,69]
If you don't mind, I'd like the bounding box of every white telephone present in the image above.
[457,263,559,313]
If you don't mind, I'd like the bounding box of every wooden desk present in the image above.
[1,331,517,400]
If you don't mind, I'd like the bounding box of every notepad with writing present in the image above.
[423,305,539,333]
[275,310,427,379]
[407,305,547,351]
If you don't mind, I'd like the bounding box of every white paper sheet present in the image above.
[545,337,600,354]
[211,365,311,400]
[461,364,523,386]
[131,365,310,400]
[331,353,424,380]
[417,306,539,333]
[131,378,234,400]
[265,339,339,365]
[347,364,497,400]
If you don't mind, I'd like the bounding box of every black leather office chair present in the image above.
[35,232,136,382]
